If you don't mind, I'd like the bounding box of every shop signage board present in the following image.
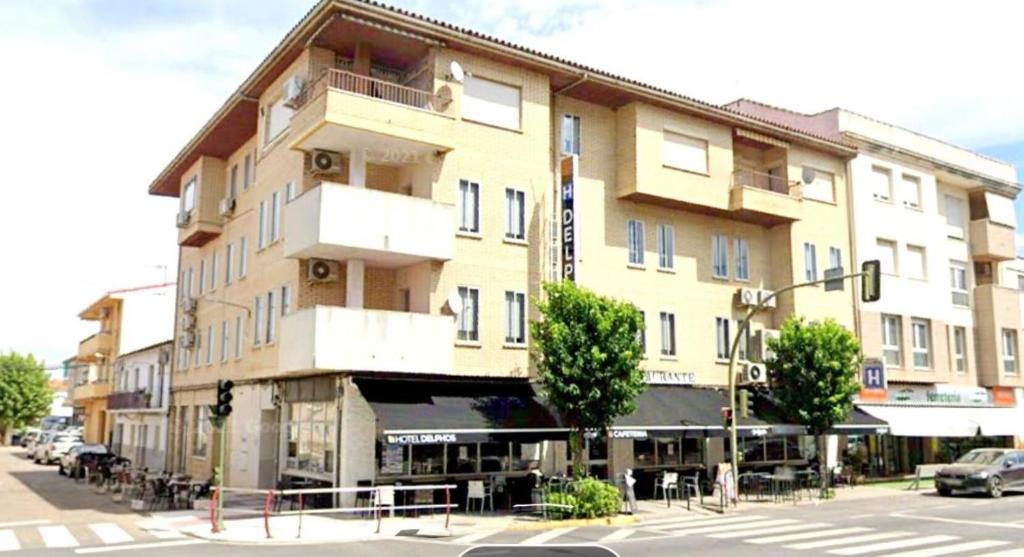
[862,358,886,390]
[561,155,578,281]
[644,371,697,385]
[610,429,649,440]
[385,433,459,445]
[879,384,992,405]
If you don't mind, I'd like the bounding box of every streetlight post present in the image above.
[725,268,872,501]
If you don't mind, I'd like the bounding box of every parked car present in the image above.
[29,431,58,461]
[62,444,112,479]
[40,433,82,465]
[935,448,1024,498]
[17,428,41,448]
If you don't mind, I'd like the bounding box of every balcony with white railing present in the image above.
[288,68,457,157]
[729,169,803,224]
[283,182,455,266]
[278,306,455,375]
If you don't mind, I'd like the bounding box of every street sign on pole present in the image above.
[824,267,844,291]
[862,358,887,390]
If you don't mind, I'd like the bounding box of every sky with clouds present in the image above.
[1,0,1021,370]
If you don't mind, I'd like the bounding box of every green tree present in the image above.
[530,281,646,476]
[0,352,53,443]
[767,317,861,495]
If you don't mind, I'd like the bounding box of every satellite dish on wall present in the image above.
[448,60,465,83]
[445,290,463,315]
[801,167,817,185]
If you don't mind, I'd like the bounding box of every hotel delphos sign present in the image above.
[386,433,459,445]
[561,155,578,281]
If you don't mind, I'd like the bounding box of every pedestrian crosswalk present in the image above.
[0,520,184,552]
[442,511,1024,557]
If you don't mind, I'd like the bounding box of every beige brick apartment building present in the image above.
[146,0,1015,494]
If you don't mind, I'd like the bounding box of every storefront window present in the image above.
[511,442,540,471]
[741,437,764,463]
[481,442,511,473]
[765,436,785,461]
[681,438,703,465]
[378,443,407,476]
[445,443,478,474]
[656,439,680,466]
[410,444,444,475]
[796,436,817,461]
[634,439,656,467]
[283,401,335,476]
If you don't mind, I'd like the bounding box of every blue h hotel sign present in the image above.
[561,155,578,281]
[862,358,887,391]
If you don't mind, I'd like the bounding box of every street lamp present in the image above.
[723,261,881,503]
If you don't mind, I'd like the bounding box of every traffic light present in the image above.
[215,379,234,417]
[862,260,881,303]
[738,389,754,419]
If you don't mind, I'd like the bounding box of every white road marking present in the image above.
[971,550,1024,557]
[747,526,872,545]
[89,523,134,545]
[144,527,185,540]
[39,525,80,548]
[450,530,498,545]
[519,527,577,545]
[709,522,828,539]
[652,515,769,531]
[664,518,801,535]
[828,535,959,555]
[599,528,636,542]
[75,539,207,554]
[787,531,914,550]
[0,520,50,528]
[877,540,1010,557]
[0,530,20,552]
[848,514,876,520]
[643,514,763,528]
[891,512,1024,530]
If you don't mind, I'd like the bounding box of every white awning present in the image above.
[857,404,1020,438]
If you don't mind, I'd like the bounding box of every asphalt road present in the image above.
[4,445,1024,557]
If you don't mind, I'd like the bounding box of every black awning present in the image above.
[828,406,890,435]
[355,377,568,445]
[612,386,783,438]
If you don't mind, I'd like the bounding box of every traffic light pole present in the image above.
[210,414,226,532]
[725,269,870,503]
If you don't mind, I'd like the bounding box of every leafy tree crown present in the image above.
[0,351,53,431]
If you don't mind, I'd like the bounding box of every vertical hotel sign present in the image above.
[561,155,578,281]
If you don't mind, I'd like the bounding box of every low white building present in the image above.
[109,341,173,471]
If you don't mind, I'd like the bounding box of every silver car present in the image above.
[41,434,82,465]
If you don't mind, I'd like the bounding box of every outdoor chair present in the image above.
[655,472,680,503]
[682,472,702,504]
[466,480,493,514]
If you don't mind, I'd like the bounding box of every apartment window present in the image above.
[911,318,930,369]
[952,326,967,374]
[194,330,202,366]
[253,296,263,346]
[184,267,194,300]
[561,114,581,156]
[205,325,213,365]
[737,319,750,361]
[228,165,238,199]
[877,239,897,275]
[462,75,521,130]
[225,243,234,285]
[193,406,209,458]
[638,311,646,355]
[804,243,817,282]
[239,236,249,277]
[179,178,198,215]
[660,312,676,357]
[627,220,645,266]
[504,188,526,241]
[281,284,292,316]
[210,252,219,290]
[263,96,294,145]
[950,262,969,306]
[177,345,188,370]
[882,315,902,367]
[220,320,229,363]
[198,259,206,295]
[829,247,842,271]
[663,130,708,174]
[658,224,675,270]
[258,200,268,249]
[735,238,750,281]
[266,290,276,344]
[715,317,730,360]
[900,174,922,209]
[906,245,926,280]
[712,234,728,279]
[243,153,253,190]
[1003,329,1018,375]
[234,316,243,359]
[504,291,526,345]
[457,287,479,342]
[944,194,966,238]
[803,168,835,203]
[870,166,892,202]
[458,180,480,234]
[285,182,297,203]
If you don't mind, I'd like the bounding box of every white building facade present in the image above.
[110,341,173,471]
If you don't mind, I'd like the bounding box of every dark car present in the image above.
[935,448,1024,498]
[62,444,111,479]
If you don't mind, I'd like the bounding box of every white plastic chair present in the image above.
[466,480,493,514]
[655,472,680,502]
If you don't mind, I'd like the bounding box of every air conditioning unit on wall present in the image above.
[307,259,339,282]
[743,362,767,385]
[751,329,781,363]
[736,288,757,307]
[218,197,236,217]
[310,149,342,174]
[178,332,196,348]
